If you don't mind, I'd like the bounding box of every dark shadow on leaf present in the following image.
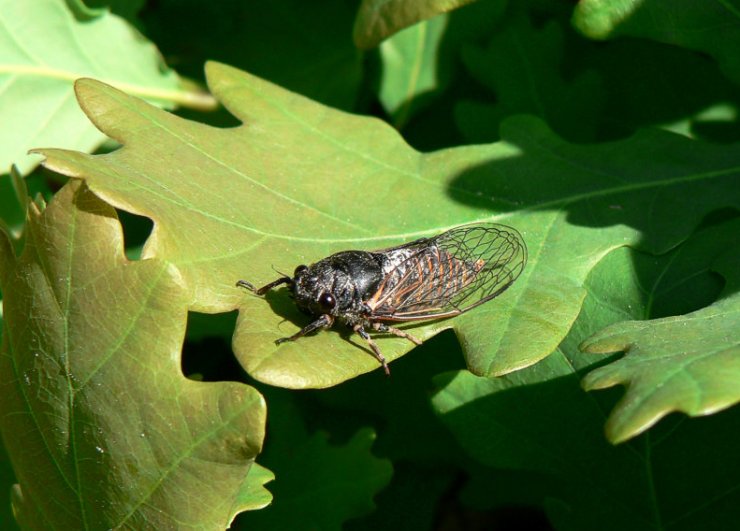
[261,287,305,327]
[182,311,245,383]
[445,116,740,312]
[306,329,467,462]
[439,4,740,145]
[433,364,740,529]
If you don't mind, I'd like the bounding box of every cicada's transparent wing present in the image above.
[365,223,527,321]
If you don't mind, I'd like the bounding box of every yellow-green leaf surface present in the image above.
[0,181,267,529]
[0,0,204,175]
[378,15,448,128]
[237,463,275,512]
[353,0,476,49]
[581,229,740,443]
[35,63,740,389]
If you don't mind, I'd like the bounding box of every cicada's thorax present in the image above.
[291,251,385,320]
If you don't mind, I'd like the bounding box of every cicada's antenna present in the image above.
[271,265,290,278]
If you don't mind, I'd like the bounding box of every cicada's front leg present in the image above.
[236,277,291,296]
[275,314,334,345]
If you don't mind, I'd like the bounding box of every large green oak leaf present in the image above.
[34,62,740,388]
[0,180,267,529]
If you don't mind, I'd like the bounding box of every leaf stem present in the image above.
[643,434,665,530]
[0,64,218,111]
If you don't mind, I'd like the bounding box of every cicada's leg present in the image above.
[353,324,390,376]
[372,322,422,346]
[236,276,291,295]
[275,314,334,345]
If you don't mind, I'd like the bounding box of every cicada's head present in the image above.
[290,261,348,318]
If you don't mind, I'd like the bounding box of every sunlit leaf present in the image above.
[237,463,275,512]
[34,63,740,388]
[0,0,210,174]
[378,15,448,128]
[0,180,267,529]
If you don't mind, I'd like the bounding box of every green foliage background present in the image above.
[1,0,739,529]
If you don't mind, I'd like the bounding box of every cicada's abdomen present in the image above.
[363,223,526,321]
[366,244,484,316]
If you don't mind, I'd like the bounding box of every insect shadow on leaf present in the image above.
[237,223,527,375]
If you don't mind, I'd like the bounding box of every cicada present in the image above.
[237,223,527,375]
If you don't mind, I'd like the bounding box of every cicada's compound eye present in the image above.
[294,264,308,278]
[318,292,336,312]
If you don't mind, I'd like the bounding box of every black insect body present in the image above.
[237,223,527,375]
